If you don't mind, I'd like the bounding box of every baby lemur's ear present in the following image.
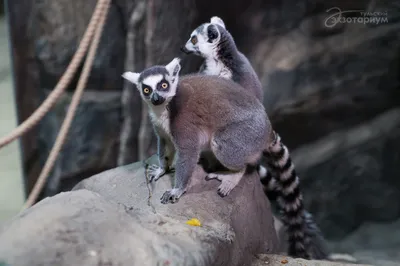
[207,24,220,43]
[122,72,140,86]
[166,57,181,80]
[210,16,225,29]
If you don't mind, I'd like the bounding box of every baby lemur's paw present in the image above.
[145,164,167,182]
[160,188,185,204]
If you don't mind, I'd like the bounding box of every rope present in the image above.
[21,0,111,209]
[0,0,109,149]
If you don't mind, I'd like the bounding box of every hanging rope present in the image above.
[5,0,111,210]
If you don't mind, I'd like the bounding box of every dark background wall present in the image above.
[6,0,400,259]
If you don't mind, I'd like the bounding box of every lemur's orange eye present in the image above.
[191,36,197,45]
[143,87,150,94]
[161,83,168,89]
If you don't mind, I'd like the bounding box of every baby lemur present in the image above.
[123,58,313,259]
[181,16,271,188]
[180,17,329,260]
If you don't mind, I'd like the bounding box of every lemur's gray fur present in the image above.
[123,58,318,259]
[181,16,268,182]
[181,17,329,260]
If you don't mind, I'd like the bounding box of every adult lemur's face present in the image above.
[181,16,226,59]
[122,58,181,107]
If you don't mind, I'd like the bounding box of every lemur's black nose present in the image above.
[151,93,165,106]
[180,46,190,54]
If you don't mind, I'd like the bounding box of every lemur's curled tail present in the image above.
[261,131,329,259]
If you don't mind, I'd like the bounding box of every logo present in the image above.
[325,7,389,28]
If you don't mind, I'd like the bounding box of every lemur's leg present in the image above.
[208,120,264,197]
[147,135,176,182]
[160,132,200,204]
[164,138,176,170]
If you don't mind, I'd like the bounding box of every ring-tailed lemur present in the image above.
[181,16,270,189]
[181,17,329,260]
[123,57,313,259]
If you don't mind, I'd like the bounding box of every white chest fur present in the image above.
[203,59,232,79]
[149,106,171,137]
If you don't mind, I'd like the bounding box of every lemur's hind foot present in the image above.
[205,169,245,197]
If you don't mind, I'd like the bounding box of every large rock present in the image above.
[37,90,122,196]
[328,217,400,266]
[32,0,126,92]
[291,108,400,240]
[252,254,372,266]
[0,158,279,266]
[257,9,400,149]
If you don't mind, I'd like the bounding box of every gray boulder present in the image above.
[0,158,279,266]
[38,90,122,196]
[252,254,372,266]
[292,108,400,239]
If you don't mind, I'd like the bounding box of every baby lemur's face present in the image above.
[181,16,226,59]
[122,58,181,107]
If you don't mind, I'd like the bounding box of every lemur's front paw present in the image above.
[145,164,167,182]
[160,188,185,204]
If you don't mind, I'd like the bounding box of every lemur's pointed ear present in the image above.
[207,24,220,43]
[166,57,181,78]
[210,16,225,29]
[122,71,140,86]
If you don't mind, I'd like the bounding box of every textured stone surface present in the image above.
[328,218,400,266]
[252,254,371,266]
[0,158,278,266]
[38,90,122,196]
[291,108,400,240]
[257,14,400,150]
[32,0,126,92]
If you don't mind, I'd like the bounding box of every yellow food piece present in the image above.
[186,218,201,226]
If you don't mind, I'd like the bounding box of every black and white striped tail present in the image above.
[259,166,280,202]
[258,164,329,259]
[262,132,311,259]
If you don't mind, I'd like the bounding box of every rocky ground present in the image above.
[0,158,374,266]
[0,158,278,266]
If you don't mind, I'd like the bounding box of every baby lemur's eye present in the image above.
[161,82,168,89]
[191,35,197,45]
